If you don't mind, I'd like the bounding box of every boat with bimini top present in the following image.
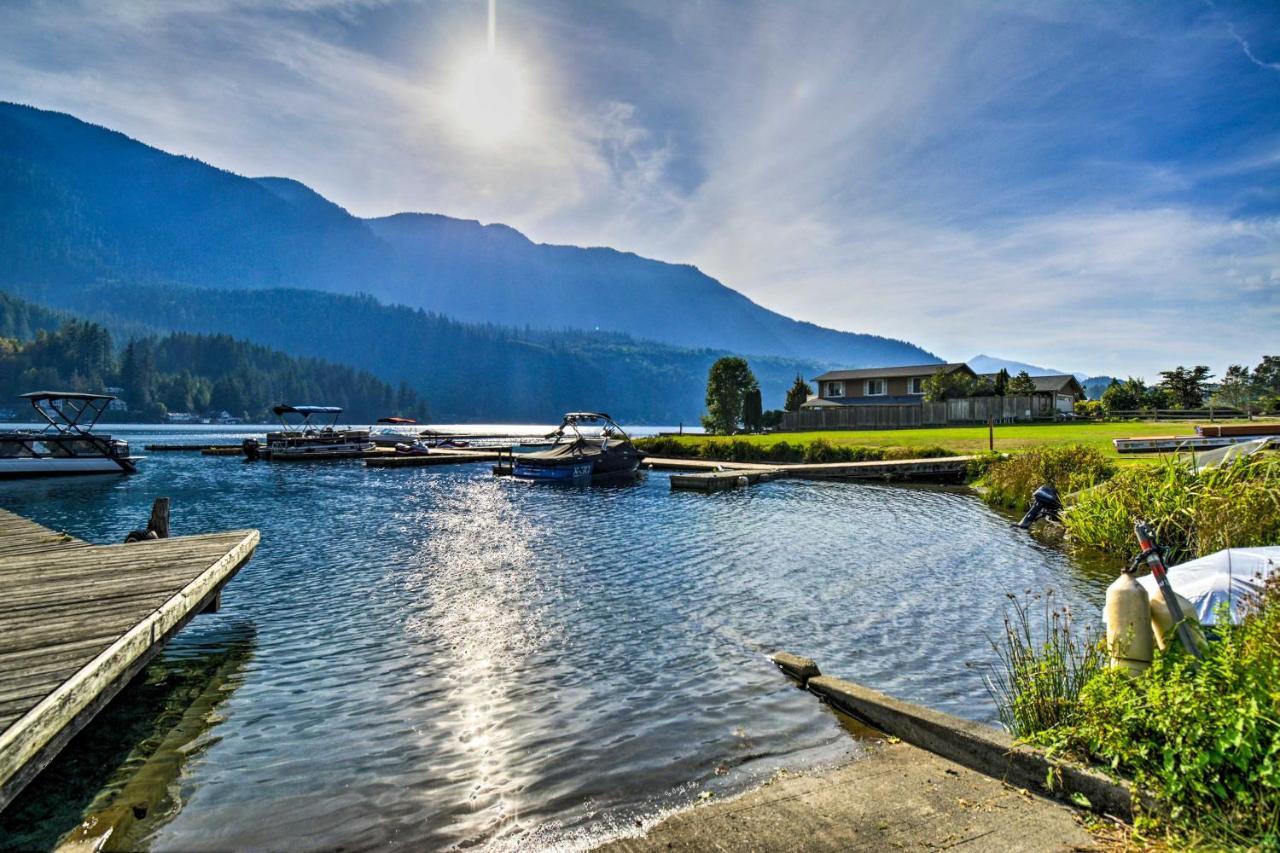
[0,391,141,478]
[511,412,643,484]
[243,405,374,461]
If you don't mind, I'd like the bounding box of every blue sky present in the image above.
[1,0,1277,378]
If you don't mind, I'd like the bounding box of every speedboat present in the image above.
[371,416,419,448]
[243,405,374,461]
[511,412,643,484]
[0,391,141,478]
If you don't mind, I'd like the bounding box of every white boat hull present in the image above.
[0,456,139,478]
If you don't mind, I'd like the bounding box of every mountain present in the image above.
[24,284,825,423]
[0,101,935,368]
[967,354,1085,381]
[1081,376,1116,400]
[0,293,425,422]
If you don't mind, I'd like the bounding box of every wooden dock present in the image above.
[0,508,258,812]
[669,469,782,491]
[145,443,245,452]
[365,450,501,469]
[645,455,975,483]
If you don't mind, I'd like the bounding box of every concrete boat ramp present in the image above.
[601,653,1116,852]
[0,507,258,812]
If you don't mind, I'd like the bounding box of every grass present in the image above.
[650,420,1270,461]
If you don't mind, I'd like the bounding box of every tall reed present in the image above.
[982,589,1106,737]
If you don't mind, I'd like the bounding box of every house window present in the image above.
[825,381,845,397]
[864,379,886,396]
[909,377,926,395]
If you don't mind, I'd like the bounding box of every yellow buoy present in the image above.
[1105,572,1153,675]
[1149,588,1208,654]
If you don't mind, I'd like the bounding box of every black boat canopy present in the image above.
[272,405,343,416]
[18,391,116,402]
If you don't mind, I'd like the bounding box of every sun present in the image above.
[450,51,528,143]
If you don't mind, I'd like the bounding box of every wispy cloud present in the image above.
[0,0,1276,378]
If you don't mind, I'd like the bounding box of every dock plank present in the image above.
[0,508,258,812]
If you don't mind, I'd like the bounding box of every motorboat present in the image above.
[371,416,419,448]
[243,405,374,461]
[511,412,643,483]
[0,391,141,478]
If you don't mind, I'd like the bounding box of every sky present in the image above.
[1,0,1277,378]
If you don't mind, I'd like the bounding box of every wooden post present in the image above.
[147,498,170,539]
[988,415,994,452]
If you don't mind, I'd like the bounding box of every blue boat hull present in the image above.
[512,460,594,483]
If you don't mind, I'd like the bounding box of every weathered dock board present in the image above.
[0,508,259,812]
[365,451,501,469]
[669,469,782,491]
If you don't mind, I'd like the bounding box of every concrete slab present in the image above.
[597,740,1099,852]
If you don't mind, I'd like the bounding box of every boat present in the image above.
[510,412,643,483]
[0,391,141,478]
[242,405,374,461]
[371,416,419,448]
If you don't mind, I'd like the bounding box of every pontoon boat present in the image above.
[0,391,140,478]
[243,405,374,461]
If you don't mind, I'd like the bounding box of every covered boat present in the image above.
[1137,547,1279,625]
[243,405,374,461]
[511,412,643,484]
[0,391,141,478]
[371,416,420,447]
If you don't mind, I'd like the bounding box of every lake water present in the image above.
[0,427,1117,851]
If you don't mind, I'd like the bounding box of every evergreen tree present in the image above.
[993,368,1010,396]
[743,386,763,432]
[1158,365,1213,409]
[1007,371,1037,396]
[784,374,812,412]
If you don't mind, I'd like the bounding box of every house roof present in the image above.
[1030,375,1085,394]
[978,373,1085,395]
[813,363,972,382]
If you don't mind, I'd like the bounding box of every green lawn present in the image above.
[659,420,1277,460]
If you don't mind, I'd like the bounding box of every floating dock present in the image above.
[145,443,245,452]
[669,469,782,491]
[0,508,258,811]
[1112,435,1260,454]
[365,450,501,469]
[645,455,975,483]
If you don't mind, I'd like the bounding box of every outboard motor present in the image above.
[242,437,260,461]
[1016,484,1062,529]
[110,439,130,459]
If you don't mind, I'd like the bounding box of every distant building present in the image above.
[979,374,1086,415]
[166,412,206,424]
[107,399,128,412]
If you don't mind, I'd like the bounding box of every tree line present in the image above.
[0,319,428,422]
[1097,360,1280,415]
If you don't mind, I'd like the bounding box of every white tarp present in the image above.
[1137,547,1280,625]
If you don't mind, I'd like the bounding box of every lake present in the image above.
[0,426,1116,851]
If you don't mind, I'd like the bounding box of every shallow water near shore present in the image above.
[1,427,1117,851]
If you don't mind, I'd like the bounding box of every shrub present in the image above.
[980,444,1116,509]
[1064,456,1280,564]
[1031,573,1280,849]
[1074,399,1104,418]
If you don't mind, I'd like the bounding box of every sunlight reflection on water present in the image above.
[0,428,1117,851]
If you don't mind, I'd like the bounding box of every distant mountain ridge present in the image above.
[968,354,1086,381]
[0,101,936,369]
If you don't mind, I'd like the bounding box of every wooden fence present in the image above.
[1106,408,1245,421]
[780,395,1052,431]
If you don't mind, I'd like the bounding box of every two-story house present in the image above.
[801,363,977,408]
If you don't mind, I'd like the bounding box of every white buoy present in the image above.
[736,475,749,488]
[1105,572,1154,675]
